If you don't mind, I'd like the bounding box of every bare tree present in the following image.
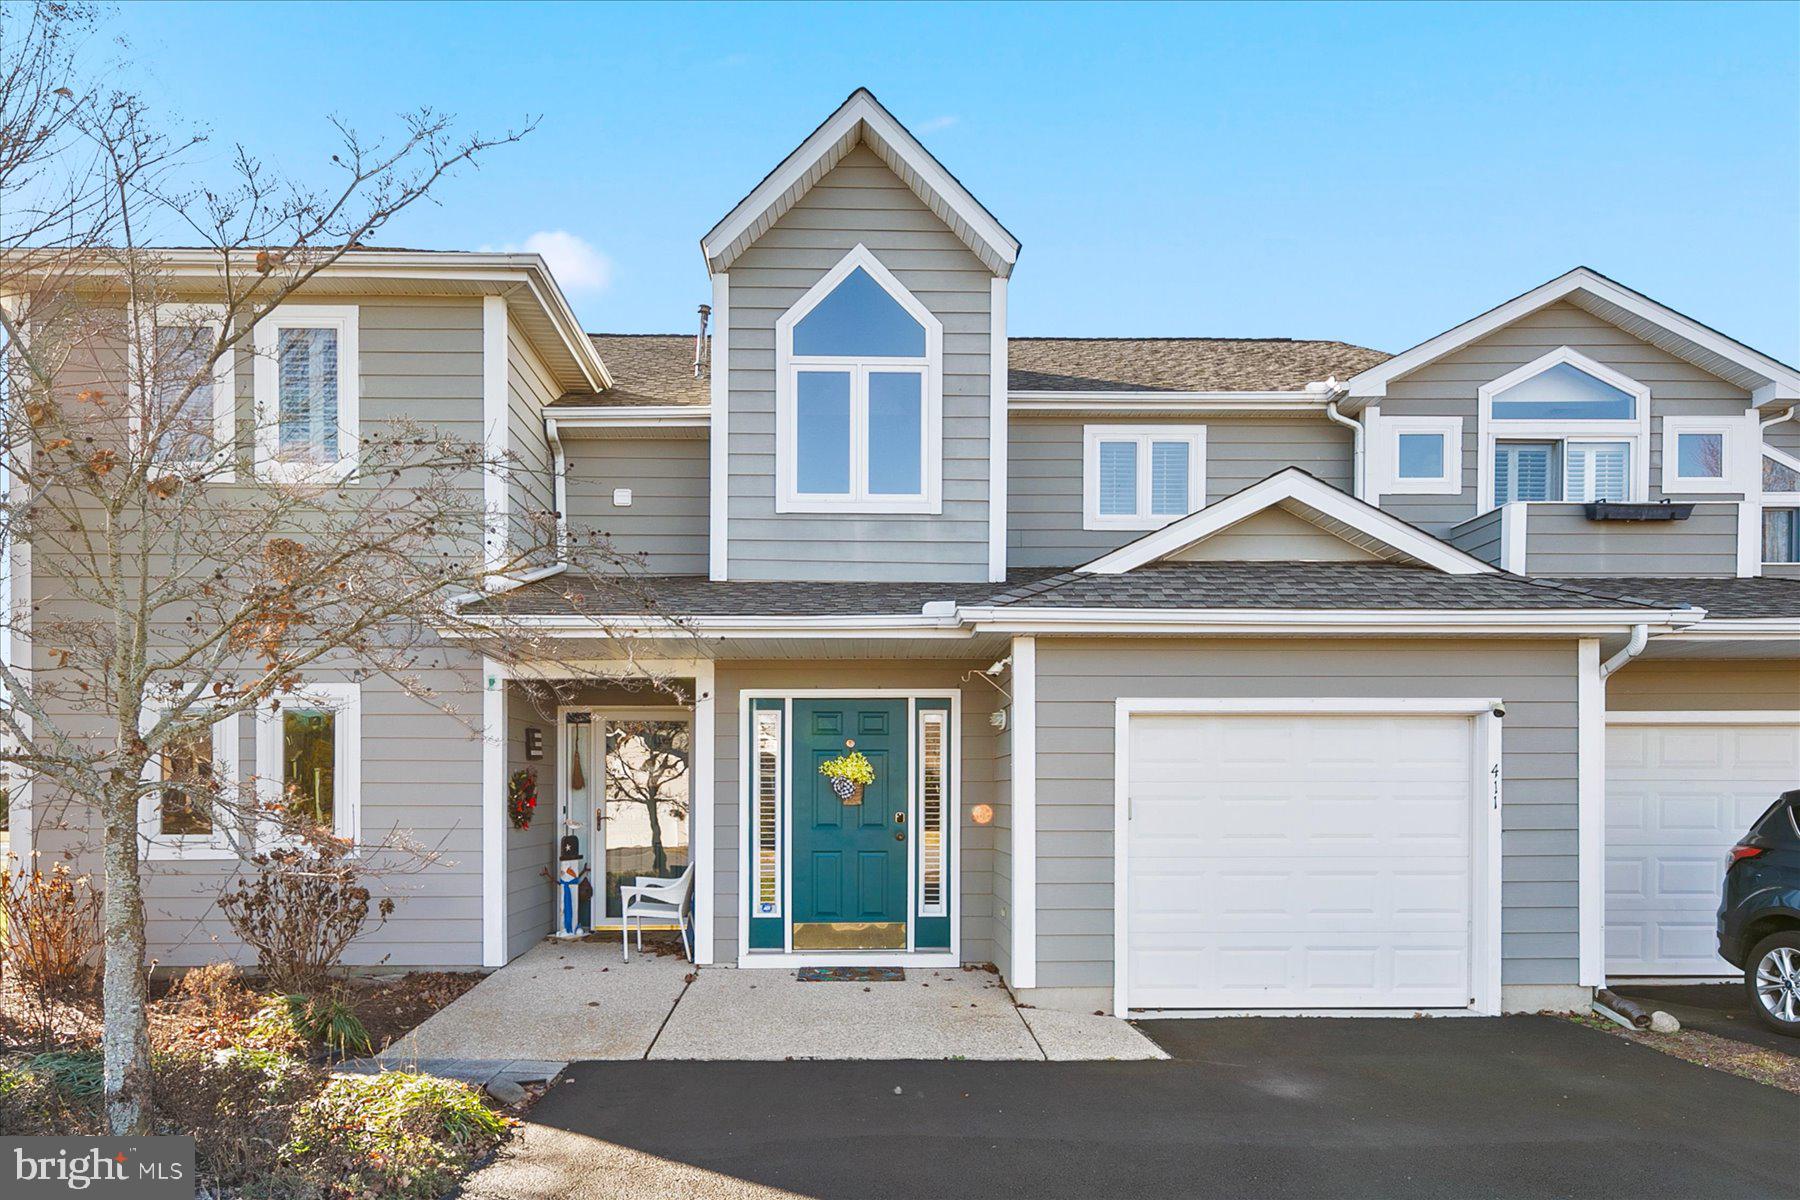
[600,719,691,901]
[0,3,681,1133]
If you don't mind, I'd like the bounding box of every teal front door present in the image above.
[791,699,909,950]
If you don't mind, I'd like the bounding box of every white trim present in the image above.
[482,659,506,966]
[1344,267,1800,406]
[1500,502,1528,573]
[1081,424,1207,531]
[2,403,31,860]
[708,272,729,581]
[1010,390,1327,414]
[129,302,236,481]
[1605,710,1800,725]
[1010,636,1037,990]
[917,706,950,919]
[988,277,1008,582]
[252,304,360,481]
[735,686,961,968]
[1374,414,1463,495]
[1577,639,1604,988]
[700,88,1018,276]
[137,707,240,860]
[1112,696,1504,1017]
[1076,467,1497,576]
[252,680,362,845]
[774,245,943,515]
[1476,347,1652,510]
[1661,413,1752,495]
[1739,500,1765,577]
[482,297,509,579]
[547,405,709,430]
[691,660,716,964]
[749,704,785,922]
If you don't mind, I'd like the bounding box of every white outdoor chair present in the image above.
[620,864,695,962]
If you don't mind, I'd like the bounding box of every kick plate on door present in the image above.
[791,921,906,950]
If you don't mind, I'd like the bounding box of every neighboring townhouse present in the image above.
[11,89,1798,1018]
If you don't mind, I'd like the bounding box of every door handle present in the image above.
[894,830,906,842]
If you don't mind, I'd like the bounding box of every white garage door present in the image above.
[1125,712,1479,1011]
[1606,719,1800,978]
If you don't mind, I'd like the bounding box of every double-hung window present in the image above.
[138,708,239,859]
[1082,425,1206,530]
[1765,446,1800,565]
[1479,348,1649,509]
[776,246,942,514]
[253,305,359,479]
[134,304,234,478]
[255,682,361,843]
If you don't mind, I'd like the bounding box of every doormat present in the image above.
[796,966,906,983]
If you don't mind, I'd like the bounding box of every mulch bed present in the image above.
[1566,1012,1800,1095]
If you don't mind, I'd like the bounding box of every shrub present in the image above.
[0,855,103,1047]
[283,992,373,1058]
[289,1071,508,1200]
[151,1048,323,1194]
[218,830,394,994]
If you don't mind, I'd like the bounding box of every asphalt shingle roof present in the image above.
[1540,576,1800,620]
[1006,337,1390,393]
[552,335,710,408]
[488,564,1671,619]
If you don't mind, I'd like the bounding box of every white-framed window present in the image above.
[751,706,783,919]
[253,305,359,480]
[131,303,235,480]
[1380,415,1462,495]
[1082,425,1206,530]
[917,707,948,919]
[254,681,361,843]
[1765,445,1800,564]
[138,708,239,860]
[1477,347,1649,510]
[775,245,942,514]
[1660,414,1754,495]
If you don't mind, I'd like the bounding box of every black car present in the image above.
[1719,788,1800,1036]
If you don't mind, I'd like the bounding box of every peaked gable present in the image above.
[1077,468,1497,576]
[701,89,1019,277]
[1345,267,1800,408]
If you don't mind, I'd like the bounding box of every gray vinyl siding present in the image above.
[1008,415,1353,568]
[725,144,994,582]
[1521,502,1740,576]
[564,435,711,574]
[711,661,1001,965]
[506,326,560,558]
[29,298,495,970]
[1608,659,1800,713]
[1030,638,1581,991]
[1445,508,1504,567]
[1379,302,1754,534]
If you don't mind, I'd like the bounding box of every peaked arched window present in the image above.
[776,245,942,514]
[1477,347,1649,509]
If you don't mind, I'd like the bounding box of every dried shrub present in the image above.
[151,963,301,1057]
[288,1071,508,1200]
[219,831,394,994]
[151,1047,323,1193]
[0,855,103,1047]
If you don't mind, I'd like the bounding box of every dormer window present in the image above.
[1477,347,1649,509]
[776,245,942,514]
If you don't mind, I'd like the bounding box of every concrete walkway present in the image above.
[376,938,1163,1068]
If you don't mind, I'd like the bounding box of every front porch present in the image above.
[381,940,1163,1062]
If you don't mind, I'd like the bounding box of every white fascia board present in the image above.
[700,89,1018,275]
[1344,267,1800,407]
[1075,467,1498,576]
[1009,391,1326,414]
[1658,618,1800,639]
[960,606,1704,636]
[547,405,710,429]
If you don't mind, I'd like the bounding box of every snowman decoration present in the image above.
[556,831,589,938]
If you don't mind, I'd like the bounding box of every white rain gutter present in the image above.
[1323,387,1364,499]
[545,416,569,560]
[1599,623,1650,678]
[1761,404,1799,431]
[446,560,567,612]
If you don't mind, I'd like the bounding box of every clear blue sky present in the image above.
[107,1,1799,360]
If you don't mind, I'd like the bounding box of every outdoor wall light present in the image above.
[970,803,994,826]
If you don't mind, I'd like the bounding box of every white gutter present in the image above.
[546,405,710,429]
[445,560,568,612]
[1324,393,1364,499]
[1598,623,1649,678]
[1761,404,1799,431]
[544,416,569,560]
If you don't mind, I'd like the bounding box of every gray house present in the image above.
[15,89,1799,1017]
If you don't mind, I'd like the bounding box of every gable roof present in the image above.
[549,335,709,408]
[701,88,1019,277]
[1076,468,1498,576]
[1008,337,1388,393]
[1344,267,1800,409]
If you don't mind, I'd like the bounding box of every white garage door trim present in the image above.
[1113,697,1505,1018]
[1604,709,1800,982]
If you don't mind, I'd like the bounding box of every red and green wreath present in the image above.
[508,767,538,830]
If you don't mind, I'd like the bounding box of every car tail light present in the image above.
[1727,844,1765,867]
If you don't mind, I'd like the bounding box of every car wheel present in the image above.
[1745,931,1800,1037]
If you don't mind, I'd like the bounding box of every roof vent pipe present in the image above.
[694,304,712,379]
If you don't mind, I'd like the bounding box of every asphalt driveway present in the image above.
[1614,982,1799,1055]
[462,1016,1800,1200]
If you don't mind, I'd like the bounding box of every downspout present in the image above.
[446,415,571,612]
[1323,383,1364,499]
[1599,624,1648,678]
[1761,404,1799,432]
